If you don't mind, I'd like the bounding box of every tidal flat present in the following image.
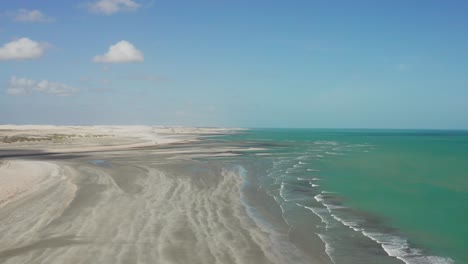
[0,126,331,264]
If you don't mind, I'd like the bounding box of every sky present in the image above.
[1,0,468,129]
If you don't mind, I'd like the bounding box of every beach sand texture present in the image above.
[0,126,330,264]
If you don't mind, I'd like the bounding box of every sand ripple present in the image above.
[0,162,284,264]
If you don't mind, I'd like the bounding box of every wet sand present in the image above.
[0,126,331,264]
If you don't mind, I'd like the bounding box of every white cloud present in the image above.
[0,38,48,61]
[93,40,144,63]
[88,0,140,15]
[7,76,78,96]
[14,9,55,23]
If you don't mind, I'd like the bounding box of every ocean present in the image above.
[218,129,468,264]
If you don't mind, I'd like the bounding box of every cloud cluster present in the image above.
[88,0,140,15]
[0,38,48,61]
[93,40,144,63]
[7,76,78,96]
[3,4,147,96]
[14,9,55,23]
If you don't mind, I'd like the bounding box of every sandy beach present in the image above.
[0,126,331,264]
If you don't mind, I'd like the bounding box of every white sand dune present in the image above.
[0,125,239,154]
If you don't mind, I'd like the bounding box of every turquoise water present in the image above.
[222,129,468,264]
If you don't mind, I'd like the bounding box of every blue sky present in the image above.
[1,0,467,128]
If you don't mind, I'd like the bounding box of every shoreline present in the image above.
[0,125,331,264]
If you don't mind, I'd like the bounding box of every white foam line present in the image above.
[279,181,292,202]
[313,192,454,264]
[316,233,337,264]
[330,214,362,232]
[309,182,319,188]
[361,231,454,264]
[296,177,309,181]
[314,141,339,146]
[295,203,329,227]
[314,194,324,203]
